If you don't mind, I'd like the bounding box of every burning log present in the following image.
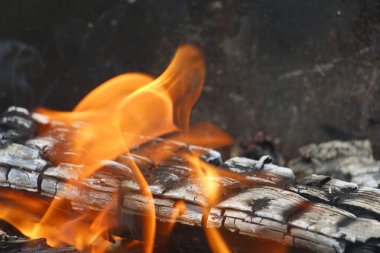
[0,109,379,252]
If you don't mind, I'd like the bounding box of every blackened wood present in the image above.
[0,107,380,252]
[1,136,380,253]
[0,107,36,144]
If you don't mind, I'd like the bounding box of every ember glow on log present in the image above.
[0,45,235,252]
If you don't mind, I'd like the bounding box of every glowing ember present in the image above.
[0,45,236,252]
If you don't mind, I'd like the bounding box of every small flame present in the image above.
[158,200,187,243]
[0,45,236,252]
[187,156,232,253]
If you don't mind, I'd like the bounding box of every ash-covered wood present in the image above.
[289,139,380,188]
[0,106,36,145]
[224,156,295,185]
[0,107,380,253]
[2,136,380,252]
[291,175,380,220]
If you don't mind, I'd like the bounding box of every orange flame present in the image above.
[37,44,206,176]
[187,156,232,253]
[0,45,235,252]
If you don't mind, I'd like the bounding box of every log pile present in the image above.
[0,106,380,253]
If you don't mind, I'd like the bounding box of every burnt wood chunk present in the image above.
[224,156,295,185]
[0,106,36,144]
[8,168,39,192]
[290,175,380,219]
[0,143,47,171]
[289,140,380,187]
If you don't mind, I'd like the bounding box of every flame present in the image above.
[158,200,187,243]
[0,45,236,252]
[37,44,206,175]
[0,190,114,252]
[187,156,232,253]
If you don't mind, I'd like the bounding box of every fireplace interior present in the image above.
[0,1,380,253]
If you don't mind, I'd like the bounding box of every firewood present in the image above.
[0,107,379,252]
[0,136,379,252]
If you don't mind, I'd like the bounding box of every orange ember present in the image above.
[0,45,235,252]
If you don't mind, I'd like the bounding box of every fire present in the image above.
[187,156,232,253]
[0,45,235,252]
[37,44,207,175]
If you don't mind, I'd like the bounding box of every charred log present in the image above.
[0,107,379,253]
[0,136,379,252]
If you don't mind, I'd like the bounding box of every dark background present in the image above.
[1,0,380,159]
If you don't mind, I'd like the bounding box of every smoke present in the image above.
[0,40,44,111]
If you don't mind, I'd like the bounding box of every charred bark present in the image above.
[0,136,379,253]
[0,107,379,253]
